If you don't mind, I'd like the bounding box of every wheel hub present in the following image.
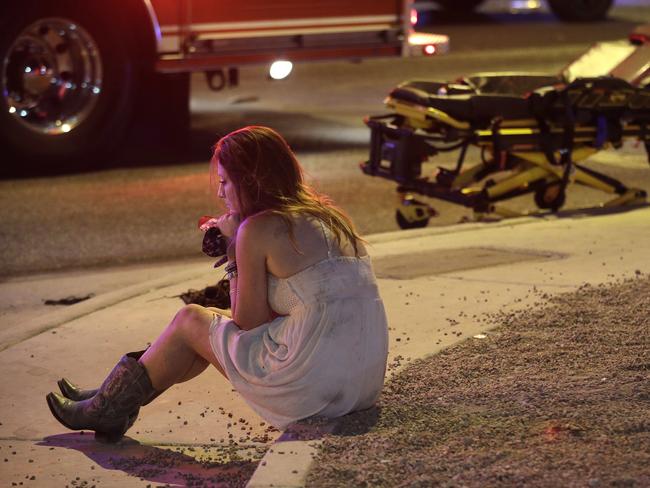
[3,18,102,135]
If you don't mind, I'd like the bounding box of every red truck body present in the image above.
[152,0,408,71]
[0,0,448,172]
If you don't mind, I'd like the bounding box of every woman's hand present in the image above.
[215,212,240,239]
[199,213,240,239]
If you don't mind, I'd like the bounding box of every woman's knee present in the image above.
[172,304,211,337]
[206,306,232,318]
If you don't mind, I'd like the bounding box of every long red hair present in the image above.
[211,126,363,254]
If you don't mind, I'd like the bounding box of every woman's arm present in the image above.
[229,217,275,330]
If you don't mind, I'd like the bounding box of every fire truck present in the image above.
[0,0,447,173]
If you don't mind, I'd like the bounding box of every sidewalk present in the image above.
[1,206,648,487]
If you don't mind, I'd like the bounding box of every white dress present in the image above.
[208,222,389,429]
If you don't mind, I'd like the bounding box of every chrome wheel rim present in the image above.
[2,18,102,135]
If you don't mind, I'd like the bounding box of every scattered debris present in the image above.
[44,294,94,306]
[179,279,231,309]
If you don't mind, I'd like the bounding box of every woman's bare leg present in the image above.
[139,305,227,391]
[176,355,209,384]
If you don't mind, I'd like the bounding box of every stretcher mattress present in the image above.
[389,75,650,127]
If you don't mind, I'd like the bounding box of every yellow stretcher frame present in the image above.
[362,95,649,227]
[363,27,650,227]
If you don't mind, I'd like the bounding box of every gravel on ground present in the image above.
[307,275,650,487]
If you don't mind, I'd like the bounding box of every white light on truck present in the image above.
[424,44,436,55]
[408,32,450,56]
[269,60,293,80]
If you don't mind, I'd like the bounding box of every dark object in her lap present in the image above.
[179,279,231,309]
[187,224,231,308]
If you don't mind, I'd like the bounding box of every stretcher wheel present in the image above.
[534,182,566,211]
[395,195,435,229]
[396,209,429,229]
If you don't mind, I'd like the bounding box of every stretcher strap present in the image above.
[603,117,624,148]
[560,90,576,166]
[548,91,576,199]
[595,116,608,148]
[536,116,558,165]
[641,123,650,165]
[490,117,507,169]
[537,89,577,167]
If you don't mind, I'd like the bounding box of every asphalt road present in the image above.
[1,1,649,278]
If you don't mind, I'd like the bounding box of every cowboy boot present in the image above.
[56,350,153,433]
[57,377,141,432]
[46,354,157,443]
[57,378,98,401]
[57,349,149,401]
[58,379,162,406]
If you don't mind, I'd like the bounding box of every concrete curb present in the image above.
[246,421,340,488]
[246,440,322,487]
[0,266,210,352]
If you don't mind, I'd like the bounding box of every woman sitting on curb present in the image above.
[46,126,389,442]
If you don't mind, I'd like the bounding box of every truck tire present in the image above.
[546,0,613,21]
[0,2,137,175]
[434,0,485,12]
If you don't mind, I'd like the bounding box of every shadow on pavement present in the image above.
[279,406,381,443]
[39,433,258,487]
[533,201,650,220]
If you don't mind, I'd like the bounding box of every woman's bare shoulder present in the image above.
[245,210,286,227]
[239,211,288,242]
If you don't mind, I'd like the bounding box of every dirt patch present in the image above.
[307,275,650,487]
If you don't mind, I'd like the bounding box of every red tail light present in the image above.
[410,8,418,25]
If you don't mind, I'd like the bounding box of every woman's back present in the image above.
[253,212,368,280]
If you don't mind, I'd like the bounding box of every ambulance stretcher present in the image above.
[361,25,650,228]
